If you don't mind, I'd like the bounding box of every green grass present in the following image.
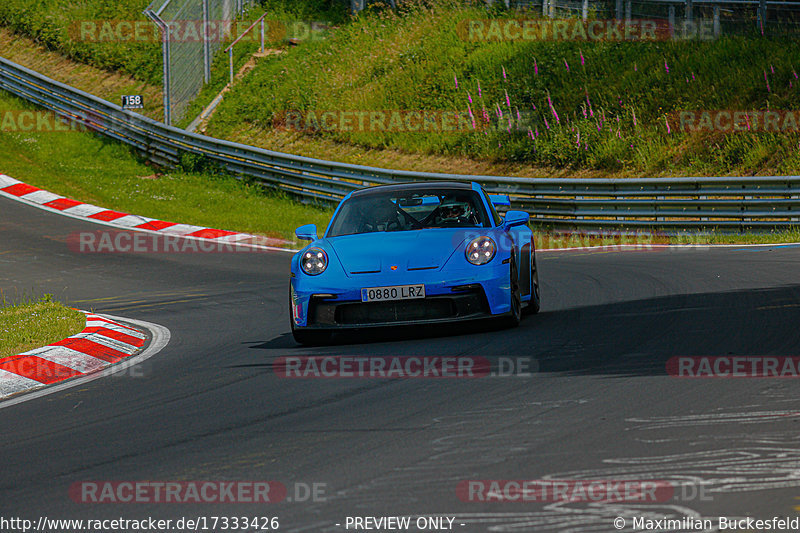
[0,295,85,358]
[0,0,349,87]
[533,227,800,249]
[0,90,333,241]
[176,1,349,128]
[0,0,161,85]
[671,228,800,245]
[206,0,800,176]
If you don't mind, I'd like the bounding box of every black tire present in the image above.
[291,327,329,346]
[502,257,522,328]
[523,253,541,315]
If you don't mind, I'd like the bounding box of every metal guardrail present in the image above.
[1,55,799,231]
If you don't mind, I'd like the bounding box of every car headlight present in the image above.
[301,247,328,275]
[465,236,496,265]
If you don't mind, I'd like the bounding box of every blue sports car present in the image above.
[289,181,540,344]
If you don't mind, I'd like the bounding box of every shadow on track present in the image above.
[247,284,800,379]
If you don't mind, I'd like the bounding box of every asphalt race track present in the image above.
[3,193,800,532]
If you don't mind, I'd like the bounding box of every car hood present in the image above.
[327,230,475,275]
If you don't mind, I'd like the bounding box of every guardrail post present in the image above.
[668,5,675,38]
[699,195,708,222]
[616,0,623,19]
[713,5,720,37]
[144,10,172,125]
[582,0,589,21]
[656,196,664,222]
[202,0,211,84]
[260,18,265,53]
[229,48,234,86]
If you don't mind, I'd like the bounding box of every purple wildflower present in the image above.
[547,94,560,124]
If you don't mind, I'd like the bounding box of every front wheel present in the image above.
[502,257,522,328]
[523,254,540,315]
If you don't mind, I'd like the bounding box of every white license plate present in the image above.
[361,284,425,303]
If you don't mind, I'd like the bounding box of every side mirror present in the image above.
[502,210,530,229]
[295,223,318,241]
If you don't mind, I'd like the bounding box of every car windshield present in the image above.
[327,188,491,237]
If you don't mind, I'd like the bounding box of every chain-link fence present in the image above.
[494,0,800,34]
[144,0,256,125]
[355,0,800,36]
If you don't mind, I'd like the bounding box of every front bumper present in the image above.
[308,288,489,328]
[290,266,512,329]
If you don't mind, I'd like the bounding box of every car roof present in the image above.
[350,181,475,198]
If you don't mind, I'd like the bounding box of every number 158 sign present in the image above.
[121,95,144,110]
